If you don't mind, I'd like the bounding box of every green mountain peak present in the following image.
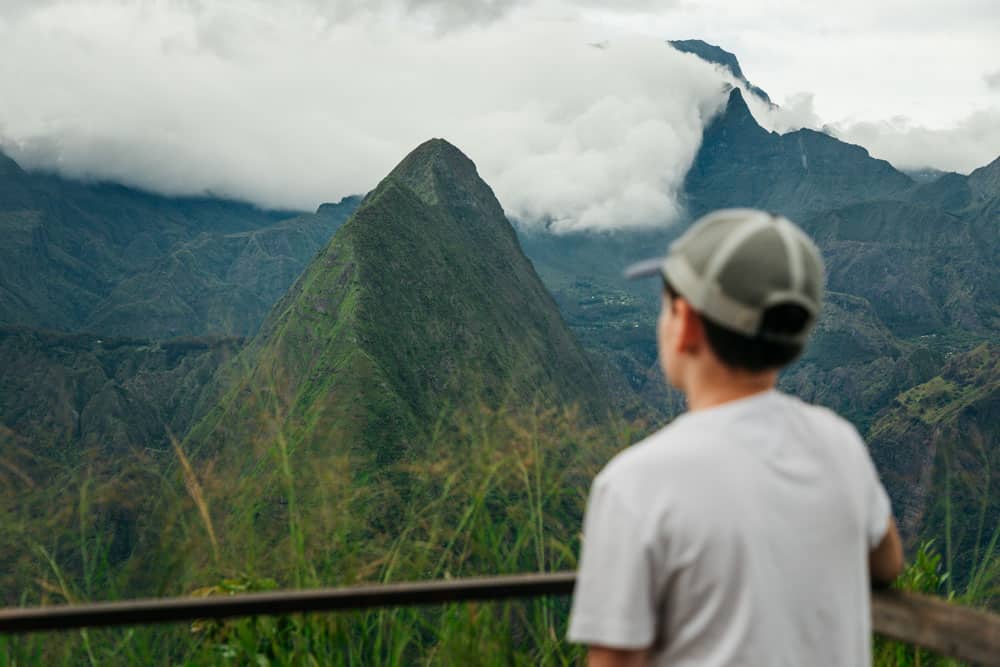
[191,139,608,472]
[384,137,497,210]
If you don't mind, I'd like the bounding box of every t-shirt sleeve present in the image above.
[567,476,658,649]
[856,429,892,549]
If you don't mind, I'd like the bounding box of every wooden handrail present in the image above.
[872,588,999,665]
[1,573,997,663]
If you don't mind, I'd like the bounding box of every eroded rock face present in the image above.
[867,345,1000,567]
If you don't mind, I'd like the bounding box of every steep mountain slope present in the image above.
[0,327,238,484]
[683,88,914,219]
[518,72,999,553]
[86,199,359,338]
[968,156,1000,201]
[0,327,242,606]
[191,139,609,472]
[867,343,999,574]
[668,39,773,105]
[780,292,943,432]
[909,156,1000,217]
[803,202,998,335]
[0,150,359,338]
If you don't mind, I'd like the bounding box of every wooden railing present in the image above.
[1,573,998,664]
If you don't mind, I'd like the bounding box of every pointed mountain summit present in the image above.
[684,88,913,218]
[669,39,773,105]
[192,139,608,469]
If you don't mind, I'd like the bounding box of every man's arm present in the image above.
[869,516,904,585]
[588,646,649,667]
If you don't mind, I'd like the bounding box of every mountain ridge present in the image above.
[668,39,773,105]
[684,88,915,218]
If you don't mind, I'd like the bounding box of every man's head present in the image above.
[626,209,825,391]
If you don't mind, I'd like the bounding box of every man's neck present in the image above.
[682,367,779,412]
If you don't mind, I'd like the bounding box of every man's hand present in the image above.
[588,646,649,667]
[870,516,904,585]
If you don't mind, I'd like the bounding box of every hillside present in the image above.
[0,327,240,604]
[0,140,614,624]
[867,343,999,580]
[0,150,358,338]
[0,41,996,607]
[190,139,609,474]
[683,88,914,219]
[0,327,238,465]
[517,77,999,560]
[779,292,944,432]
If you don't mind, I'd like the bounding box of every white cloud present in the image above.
[586,0,1000,127]
[747,91,821,134]
[2,0,997,231]
[0,0,729,233]
[831,110,1000,174]
[986,69,1000,91]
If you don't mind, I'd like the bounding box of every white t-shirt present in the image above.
[568,389,892,666]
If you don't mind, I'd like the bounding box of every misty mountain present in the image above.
[668,39,773,105]
[518,75,998,554]
[684,88,914,218]
[1,41,998,558]
[0,151,359,338]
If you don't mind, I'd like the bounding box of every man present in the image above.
[567,209,903,666]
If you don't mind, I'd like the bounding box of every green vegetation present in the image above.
[2,90,998,664]
[2,399,996,665]
[188,139,609,481]
[1,402,634,665]
[867,343,1000,590]
[0,149,358,338]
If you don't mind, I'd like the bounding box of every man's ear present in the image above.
[674,298,704,354]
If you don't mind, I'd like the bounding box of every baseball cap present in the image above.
[625,208,825,345]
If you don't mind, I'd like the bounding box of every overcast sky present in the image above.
[1,0,997,231]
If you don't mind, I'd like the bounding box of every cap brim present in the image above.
[623,258,665,280]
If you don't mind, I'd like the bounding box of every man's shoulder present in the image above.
[781,392,864,441]
[594,416,702,488]
[596,393,864,487]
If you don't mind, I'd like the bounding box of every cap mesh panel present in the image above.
[678,217,739,278]
[716,228,790,307]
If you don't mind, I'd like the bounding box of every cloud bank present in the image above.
[830,111,1000,175]
[3,1,996,233]
[0,0,731,233]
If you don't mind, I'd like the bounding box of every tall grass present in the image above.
[2,406,995,665]
[873,458,1000,667]
[2,402,631,665]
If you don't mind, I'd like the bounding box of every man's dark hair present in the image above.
[663,278,809,373]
